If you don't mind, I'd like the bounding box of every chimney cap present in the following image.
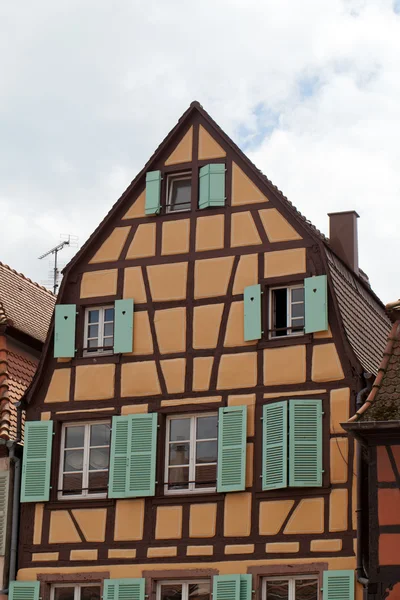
[328,210,360,218]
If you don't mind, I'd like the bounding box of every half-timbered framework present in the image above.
[13,102,391,600]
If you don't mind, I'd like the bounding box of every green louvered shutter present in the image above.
[114,299,134,353]
[217,406,247,492]
[128,413,157,497]
[0,471,9,555]
[9,582,40,600]
[304,275,328,333]
[289,399,323,487]
[244,284,262,341]
[199,163,225,209]
[54,304,76,358]
[103,579,145,600]
[323,570,354,600]
[262,401,288,490]
[21,421,53,503]
[240,575,252,600]
[145,170,161,215]
[108,416,130,498]
[213,575,241,600]
[108,414,157,498]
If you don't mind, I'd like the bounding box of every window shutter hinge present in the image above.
[157,424,160,428]
[322,411,325,415]
[322,469,325,473]
[53,432,55,435]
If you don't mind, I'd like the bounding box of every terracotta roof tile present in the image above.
[3,351,35,439]
[0,262,55,343]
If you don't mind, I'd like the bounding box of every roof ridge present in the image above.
[0,262,56,297]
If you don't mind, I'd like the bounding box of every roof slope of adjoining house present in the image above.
[325,249,391,375]
[353,318,400,421]
[0,262,55,343]
[2,351,36,439]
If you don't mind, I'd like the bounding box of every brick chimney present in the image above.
[328,211,360,275]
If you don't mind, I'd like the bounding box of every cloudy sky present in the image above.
[1,0,399,303]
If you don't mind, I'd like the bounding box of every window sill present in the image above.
[255,486,331,499]
[82,350,114,358]
[47,498,114,510]
[155,491,223,505]
[258,333,312,348]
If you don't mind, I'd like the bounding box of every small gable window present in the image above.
[51,584,101,600]
[84,306,114,355]
[270,285,305,338]
[166,172,192,213]
[58,421,111,499]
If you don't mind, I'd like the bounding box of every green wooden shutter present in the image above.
[108,414,157,498]
[0,471,9,555]
[108,416,130,498]
[213,575,241,600]
[145,170,161,215]
[217,406,247,492]
[304,275,328,333]
[199,163,225,209]
[103,579,145,600]
[262,401,288,490]
[54,304,76,358]
[114,299,134,353]
[21,421,53,503]
[9,582,40,600]
[289,399,323,487]
[244,284,262,341]
[240,575,252,600]
[323,570,354,600]
[128,413,157,497]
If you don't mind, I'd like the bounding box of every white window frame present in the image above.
[269,284,305,339]
[166,172,192,213]
[164,412,218,495]
[83,305,114,356]
[262,575,319,600]
[156,580,211,600]
[58,421,111,500]
[51,583,101,600]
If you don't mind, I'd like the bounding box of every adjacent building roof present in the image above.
[0,262,55,343]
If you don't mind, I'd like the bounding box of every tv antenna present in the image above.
[39,234,79,294]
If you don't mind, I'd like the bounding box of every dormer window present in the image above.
[166,172,192,213]
[83,306,114,355]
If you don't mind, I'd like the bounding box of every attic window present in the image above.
[166,173,191,213]
[270,285,305,338]
[83,306,114,355]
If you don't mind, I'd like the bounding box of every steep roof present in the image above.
[0,262,55,343]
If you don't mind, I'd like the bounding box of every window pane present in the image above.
[88,339,99,349]
[295,580,318,600]
[170,179,191,210]
[89,447,109,470]
[195,464,217,488]
[88,310,99,324]
[160,584,183,600]
[292,318,304,329]
[168,466,189,489]
[104,308,114,322]
[291,287,304,302]
[88,324,99,339]
[189,582,211,599]
[196,440,217,463]
[103,336,113,348]
[54,588,75,600]
[291,303,304,318]
[90,423,111,446]
[273,288,288,336]
[62,472,83,495]
[65,426,85,449]
[266,580,289,600]
[169,443,190,465]
[81,587,101,600]
[197,416,217,440]
[104,322,113,337]
[170,418,190,441]
[88,471,108,494]
[64,449,84,472]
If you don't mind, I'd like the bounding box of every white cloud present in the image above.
[0,0,399,302]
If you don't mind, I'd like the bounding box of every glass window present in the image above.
[263,577,318,600]
[167,173,192,213]
[165,414,218,494]
[270,285,305,338]
[84,306,114,355]
[52,585,101,600]
[59,422,111,499]
[157,581,211,600]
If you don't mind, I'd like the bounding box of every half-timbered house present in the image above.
[13,102,391,600]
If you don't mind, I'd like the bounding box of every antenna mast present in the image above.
[38,235,78,294]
